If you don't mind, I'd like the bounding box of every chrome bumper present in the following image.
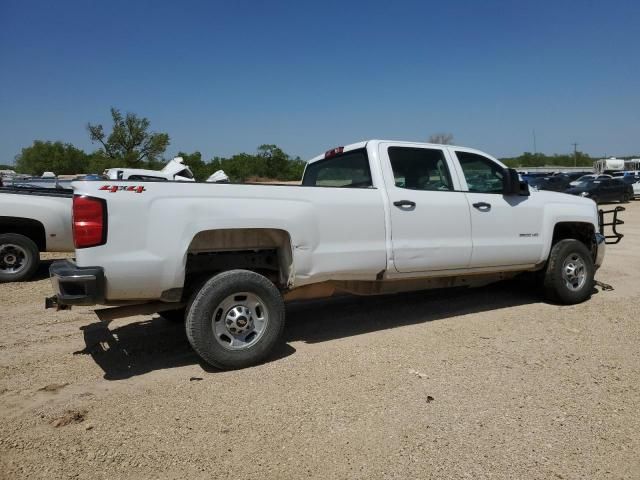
[46,260,105,307]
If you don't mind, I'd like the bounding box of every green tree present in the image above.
[257,144,289,178]
[15,140,89,175]
[207,146,306,182]
[428,133,454,145]
[501,151,594,168]
[85,151,127,173]
[286,156,306,180]
[87,108,170,168]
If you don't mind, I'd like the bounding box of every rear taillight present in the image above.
[73,195,107,248]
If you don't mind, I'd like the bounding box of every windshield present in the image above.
[175,168,194,180]
[574,175,594,183]
[573,179,596,187]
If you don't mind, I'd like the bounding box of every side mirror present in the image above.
[503,168,530,196]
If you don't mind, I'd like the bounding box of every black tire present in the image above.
[159,308,186,323]
[0,233,40,283]
[622,193,630,203]
[542,239,595,304]
[185,269,285,370]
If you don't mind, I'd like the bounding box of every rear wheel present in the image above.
[185,269,285,370]
[622,193,630,203]
[543,239,594,304]
[0,233,40,283]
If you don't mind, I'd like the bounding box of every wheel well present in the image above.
[0,217,46,251]
[184,228,293,294]
[552,222,595,249]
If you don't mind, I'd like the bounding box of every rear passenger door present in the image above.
[379,143,473,272]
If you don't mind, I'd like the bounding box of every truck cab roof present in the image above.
[307,140,504,167]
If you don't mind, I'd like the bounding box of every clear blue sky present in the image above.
[1,0,638,164]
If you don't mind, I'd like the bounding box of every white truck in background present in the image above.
[104,156,195,182]
[0,186,73,282]
[48,140,615,370]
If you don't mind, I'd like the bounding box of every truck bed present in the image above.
[0,185,73,198]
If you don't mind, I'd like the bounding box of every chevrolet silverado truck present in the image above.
[47,140,612,369]
[0,186,73,282]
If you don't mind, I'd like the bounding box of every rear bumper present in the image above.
[47,260,105,306]
[594,232,606,269]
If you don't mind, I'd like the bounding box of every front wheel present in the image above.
[185,269,285,370]
[542,239,595,304]
[0,233,40,283]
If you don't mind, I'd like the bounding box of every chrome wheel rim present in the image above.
[0,244,28,274]
[562,254,587,291]
[212,292,269,350]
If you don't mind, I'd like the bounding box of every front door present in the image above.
[379,144,473,273]
[452,149,545,268]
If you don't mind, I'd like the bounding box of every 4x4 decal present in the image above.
[99,185,146,193]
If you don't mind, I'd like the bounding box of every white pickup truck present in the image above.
[0,186,74,282]
[104,156,196,182]
[48,140,612,369]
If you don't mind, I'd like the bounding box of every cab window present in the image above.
[302,149,372,188]
[456,151,504,194]
[388,147,453,191]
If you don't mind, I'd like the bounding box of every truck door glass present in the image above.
[388,147,453,191]
[456,151,505,193]
[302,149,373,188]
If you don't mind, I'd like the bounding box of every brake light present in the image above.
[73,195,107,248]
[324,146,344,158]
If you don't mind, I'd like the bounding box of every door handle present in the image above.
[393,200,416,208]
[472,202,491,210]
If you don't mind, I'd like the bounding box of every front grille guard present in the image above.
[598,206,625,244]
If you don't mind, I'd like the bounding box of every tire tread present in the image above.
[543,239,594,304]
[185,269,285,370]
[0,233,40,283]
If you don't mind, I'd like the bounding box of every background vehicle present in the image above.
[617,174,640,198]
[569,174,612,187]
[556,171,592,182]
[104,157,195,182]
[0,186,73,282]
[48,140,608,370]
[526,175,570,192]
[565,178,633,203]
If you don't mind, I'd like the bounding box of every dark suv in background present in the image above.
[565,177,633,203]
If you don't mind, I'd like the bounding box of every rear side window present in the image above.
[302,149,373,188]
[388,147,453,191]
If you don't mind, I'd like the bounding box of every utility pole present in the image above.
[533,129,537,155]
[572,142,578,167]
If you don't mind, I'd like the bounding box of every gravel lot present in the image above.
[1,202,639,479]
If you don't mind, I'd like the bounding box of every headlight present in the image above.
[580,191,589,197]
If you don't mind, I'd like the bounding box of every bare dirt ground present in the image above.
[1,203,639,480]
